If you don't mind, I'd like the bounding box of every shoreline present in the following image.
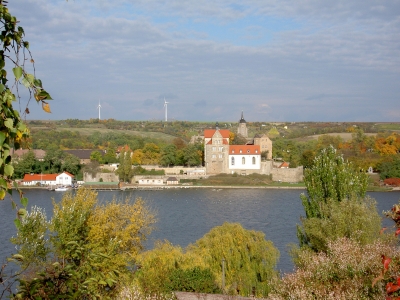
[17,185,397,192]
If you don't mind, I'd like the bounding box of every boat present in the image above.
[54,186,69,192]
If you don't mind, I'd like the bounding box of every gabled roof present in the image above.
[23,174,57,182]
[58,171,74,178]
[166,177,178,181]
[229,145,260,155]
[279,162,290,168]
[11,149,46,160]
[204,129,230,139]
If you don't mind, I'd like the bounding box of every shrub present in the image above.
[298,196,381,252]
[270,238,400,300]
[165,267,221,293]
[384,177,400,186]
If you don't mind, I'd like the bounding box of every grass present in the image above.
[29,125,177,142]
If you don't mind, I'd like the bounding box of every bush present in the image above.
[270,238,400,300]
[384,177,400,186]
[297,196,381,252]
[166,267,221,293]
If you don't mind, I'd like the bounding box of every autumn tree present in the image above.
[11,188,155,298]
[188,222,279,296]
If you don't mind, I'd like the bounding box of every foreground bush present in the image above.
[11,188,155,299]
[298,196,381,252]
[270,238,400,300]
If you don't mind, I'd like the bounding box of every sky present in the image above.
[7,0,400,122]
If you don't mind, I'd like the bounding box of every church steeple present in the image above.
[239,111,246,123]
[237,111,248,138]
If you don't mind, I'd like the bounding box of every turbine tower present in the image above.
[164,98,169,122]
[97,101,101,120]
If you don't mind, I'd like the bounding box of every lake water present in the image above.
[0,188,399,275]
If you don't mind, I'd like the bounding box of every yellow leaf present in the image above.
[42,102,51,113]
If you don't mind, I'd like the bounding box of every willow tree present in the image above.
[188,222,279,297]
[297,146,380,252]
[0,3,52,210]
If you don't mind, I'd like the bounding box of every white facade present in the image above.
[56,172,74,186]
[228,154,261,171]
[138,178,164,185]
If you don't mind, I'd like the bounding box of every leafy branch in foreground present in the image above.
[0,2,53,212]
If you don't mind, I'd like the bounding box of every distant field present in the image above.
[293,132,377,142]
[29,126,177,142]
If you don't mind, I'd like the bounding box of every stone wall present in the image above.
[271,166,304,183]
[84,172,119,182]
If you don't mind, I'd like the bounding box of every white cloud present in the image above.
[5,0,400,121]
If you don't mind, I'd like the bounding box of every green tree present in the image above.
[103,145,118,164]
[61,153,81,176]
[377,155,400,179]
[12,151,42,178]
[188,222,279,296]
[297,146,371,251]
[183,144,202,167]
[42,149,66,174]
[90,150,104,164]
[160,144,177,167]
[115,149,134,182]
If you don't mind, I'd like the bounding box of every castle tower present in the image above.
[237,111,248,138]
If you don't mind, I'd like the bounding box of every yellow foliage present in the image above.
[88,197,156,270]
[41,101,51,113]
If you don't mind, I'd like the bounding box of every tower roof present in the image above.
[239,111,246,123]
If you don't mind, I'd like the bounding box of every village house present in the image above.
[22,171,75,186]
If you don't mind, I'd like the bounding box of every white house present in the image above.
[56,172,74,186]
[228,145,261,174]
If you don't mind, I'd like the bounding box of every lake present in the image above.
[0,188,399,274]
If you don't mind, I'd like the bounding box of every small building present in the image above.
[22,173,57,186]
[228,145,261,175]
[56,172,75,186]
[138,178,164,185]
[64,149,105,165]
[11,149,46,161]
[166,177,179,185]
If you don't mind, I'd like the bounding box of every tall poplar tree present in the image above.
[296,146,379,252]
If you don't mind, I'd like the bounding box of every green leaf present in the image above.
[0,178,7,189]
[21,77,30,88]
[33,78,43,88]
[21,197,28,207]
[14,218,21,229]
[0,131,6,146]
[4,164,14,177]
[18,208,27,217]
[36,90,53,100]
[0,84,4,93]
[4,118,13,129]
[12,67,23,80]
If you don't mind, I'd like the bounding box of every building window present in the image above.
[242,157,245,164]
[252,157,256,164]
[247,150,250,153]
[212,154,216,159]
[256,150,258,153]
[219,154,222,159]
[219,147,223,152]
[231,157,235,165]
[240,150,242,153]
[232,150,234,153]
[212,147,216,151]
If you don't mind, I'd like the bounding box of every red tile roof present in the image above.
[23,174,57,182]
[204,129,231,139]
[279,162,290,168]
[229,145,260,155]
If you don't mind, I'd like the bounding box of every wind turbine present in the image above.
[164,98,169,122]
[97,101,101,120]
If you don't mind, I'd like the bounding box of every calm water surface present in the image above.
[0,188,399,274]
